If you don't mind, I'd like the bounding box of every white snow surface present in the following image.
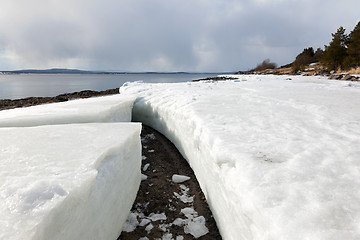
[0,123,141,240]
[120,75,360,240]
[0,94,135,127]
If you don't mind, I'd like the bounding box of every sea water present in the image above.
[0,73,218,100]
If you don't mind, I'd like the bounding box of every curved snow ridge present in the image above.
[120,76,360,240]
[0,94,135,127]
[0,123,142,240]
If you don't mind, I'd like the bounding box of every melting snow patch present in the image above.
[172,174,190,183]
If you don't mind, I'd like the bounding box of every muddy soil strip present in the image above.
[118,125,222,240]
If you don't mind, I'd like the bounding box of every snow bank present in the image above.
[120,75,360,240]
[0,123,141,240]
[0,94,135,127]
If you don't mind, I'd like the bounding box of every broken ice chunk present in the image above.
[148,212,167,221]
[174,192,194,203]
[141,174,148,181]
[139,218,151,227]
[145,223,153,233]
[143,163,150,171]
[162,233,173,240]
[145,133,156,140]
[184,216,209,238]
[122,212,139,232]
[172,174,190,183]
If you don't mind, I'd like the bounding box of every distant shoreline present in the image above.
[0,68,231,75]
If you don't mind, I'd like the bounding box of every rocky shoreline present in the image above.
[0,88,119,111]
[192,71,359,82]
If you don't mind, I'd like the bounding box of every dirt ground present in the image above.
[118,125,221,240]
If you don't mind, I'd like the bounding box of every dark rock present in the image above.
[342,74,353,80]
[193,76,238,82]
[329,74,343,80]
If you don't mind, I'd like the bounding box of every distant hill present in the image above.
[2,68,124,74]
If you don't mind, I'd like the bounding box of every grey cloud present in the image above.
[0,0,359,71]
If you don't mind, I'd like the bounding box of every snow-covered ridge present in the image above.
[120,75,360,240]
[0,94,135,127]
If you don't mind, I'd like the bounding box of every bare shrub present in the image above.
[348,66,360,74]
[252,59,277,71]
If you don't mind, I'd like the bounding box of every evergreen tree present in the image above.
[292,47,315,72]
[344,21,360,68]
[314,48,324,61]
[321,26,349,70]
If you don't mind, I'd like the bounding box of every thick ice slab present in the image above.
[0,123,141,240]
[120,76,360,240]
[0,94,135,127]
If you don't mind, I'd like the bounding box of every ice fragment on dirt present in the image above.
[141,174,148,181]
[162,233,173,240]
[184,216,209,238]
[143,163,150,171]
[148,213,167,221]
[172,174,190,183]
[139,218,151,227]
[122,212,139,232]
[145,223,153,233]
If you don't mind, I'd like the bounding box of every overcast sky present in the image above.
[0,0,359,72]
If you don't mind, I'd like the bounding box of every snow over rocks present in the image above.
[120,75,360,240]
[0,123,141,240]
[0,94,135,127]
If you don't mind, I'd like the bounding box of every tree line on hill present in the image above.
[250,21,360,73]
[293,21,360,72]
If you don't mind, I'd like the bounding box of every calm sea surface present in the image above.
[0,73,218,100]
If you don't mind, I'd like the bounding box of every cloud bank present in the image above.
[0,0,359,72]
